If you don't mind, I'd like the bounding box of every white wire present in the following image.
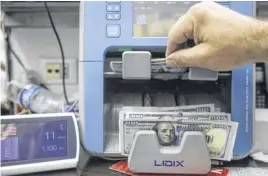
[17,109,29,115]
[65,99,79,112]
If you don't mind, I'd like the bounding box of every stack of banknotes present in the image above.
[118,104,238,161]
[110,60,188,73]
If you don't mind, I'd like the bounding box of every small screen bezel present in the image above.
[1,115,77,167]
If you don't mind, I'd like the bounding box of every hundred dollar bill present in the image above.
[119,118,238,161]
[178,112,231,121]
[121,103,215,113]
[119,111,230,122]
[110,61,187,73]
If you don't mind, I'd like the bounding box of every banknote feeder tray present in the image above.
[128,130,212,175]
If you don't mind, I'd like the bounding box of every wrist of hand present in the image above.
[261,21,268,58]
[250,20,268,62]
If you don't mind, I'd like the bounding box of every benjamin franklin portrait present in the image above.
[152,120,177,146]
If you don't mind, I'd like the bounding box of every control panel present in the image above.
[106,1,122,38]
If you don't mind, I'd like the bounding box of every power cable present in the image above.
[44,1,69,104]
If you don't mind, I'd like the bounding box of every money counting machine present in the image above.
[79,1,255,174]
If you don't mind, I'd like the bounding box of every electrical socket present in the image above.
[40,57,78,85]
[45,63,69,79]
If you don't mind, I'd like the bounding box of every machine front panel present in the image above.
[82,1,255,157]
[83,1,252,62]
[82,62,104,153]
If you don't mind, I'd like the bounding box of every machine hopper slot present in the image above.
[105,50,222,81]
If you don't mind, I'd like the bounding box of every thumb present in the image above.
[166,43,212,68]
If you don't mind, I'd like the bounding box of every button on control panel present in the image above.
[106,24,121,38]
[106,13,121,20]
[106,4,121,12]
[106,1,121,3]
[106,1,121,38]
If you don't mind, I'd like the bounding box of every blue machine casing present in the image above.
[79,1,255,159]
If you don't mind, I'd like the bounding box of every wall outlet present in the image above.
[46,63,62,79]
[45,63,69,79]
[40,57,78,85]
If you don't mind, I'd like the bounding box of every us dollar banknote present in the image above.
[178,112,231,121]
[119,111,230,122]
[119,118,238,161]
[121,104,215,113]
[110,61,187,73]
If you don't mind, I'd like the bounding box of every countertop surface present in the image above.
[20,147,125,176]
[23,157,125,176]
[19,146,268,176]
[22,157,268,176]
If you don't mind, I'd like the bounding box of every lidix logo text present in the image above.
[154,160,184,167]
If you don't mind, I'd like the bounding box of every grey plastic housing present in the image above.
[188,67,218,81]
[128,130,211,175]
[122,51,151,80]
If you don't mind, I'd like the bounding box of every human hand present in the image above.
[165,2,266,71]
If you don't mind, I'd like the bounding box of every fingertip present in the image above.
[166,40,180,57]
[166,52,185,67]
[166,48,194,68]
[166,14,190,57]
[166,58,177,67]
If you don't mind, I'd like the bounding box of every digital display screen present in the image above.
[1,120,67,163]
[133,1,199,37]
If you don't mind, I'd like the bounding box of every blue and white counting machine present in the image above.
[79,1,255,174]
